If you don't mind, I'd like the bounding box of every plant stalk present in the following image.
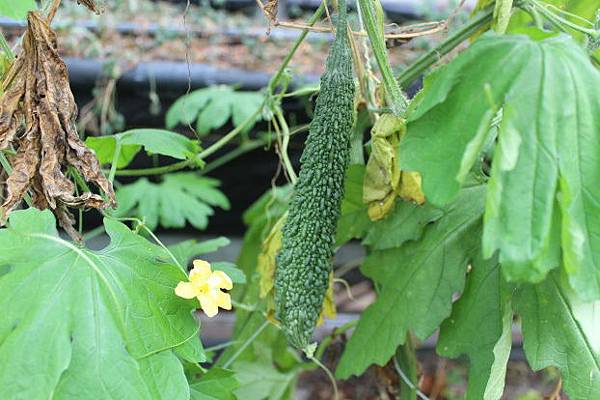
[397,8,494,89]
[357,0,408,115]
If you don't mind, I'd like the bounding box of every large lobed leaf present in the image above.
[190,368,240,400]
[0,0,36,20]
[114,173,230,231]
[515,271,600,399]
[437,256,513,400]
[400,32,600,299]
[0,209,204,399]
[166,86,264,135]
[336,185,486,378]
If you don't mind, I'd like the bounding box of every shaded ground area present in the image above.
[298,339,561,400]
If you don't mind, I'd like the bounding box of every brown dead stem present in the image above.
[254,0,447,40]
[0,12,115,241]
[77,0,102,14]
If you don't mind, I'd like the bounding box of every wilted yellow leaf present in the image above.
[398,171,425,205]
[257,215,285,298]
[367,191,397,221]
[363,114,405,204]
[316,272,337,326]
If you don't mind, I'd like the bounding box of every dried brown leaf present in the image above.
[0,12,115,240]
[263,0,278,24]
[76,0,101,14]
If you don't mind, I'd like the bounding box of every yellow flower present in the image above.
[175,260,233,317]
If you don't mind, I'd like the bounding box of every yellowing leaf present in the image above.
[398,171,425,205]
[367,191,397,221]
[257,214,336,324]
[257,215,285,298]
[364,114,425,220]
[363,114,405,205]
[317,273,337,326]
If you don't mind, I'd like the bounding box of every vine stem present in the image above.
[113,158,192,177]
[197,109,262,159]
[307,353,339,400]
[357,0,408,115]
[314,319,358,360]
[0,32,14,61]
[108,139,122,183]
[275,108,297,183]
[268,3,326,93]
[396,8,494,88]
[110,5,325,178]
[204,340,241,353]
[222,320,269,368]
[393,355,430,400]
[112,108,261,177]
[526,0,598,38]
[111,123,309,178]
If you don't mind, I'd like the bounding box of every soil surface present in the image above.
[4,0,448,76]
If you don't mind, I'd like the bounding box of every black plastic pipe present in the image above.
[159,0,472,18]
[65,57,319,92]
[0,16,332,44]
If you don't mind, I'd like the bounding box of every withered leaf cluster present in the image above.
[0,12,115,240]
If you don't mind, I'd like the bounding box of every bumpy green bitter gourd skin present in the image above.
[274,0,355,349]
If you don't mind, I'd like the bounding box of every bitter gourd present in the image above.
[274,0,355,349]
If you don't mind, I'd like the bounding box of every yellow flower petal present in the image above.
[174,281,198,299]
[215,291,232,310]
[208,270,233,290]
[198,293,219,318]
[190,260,212,283]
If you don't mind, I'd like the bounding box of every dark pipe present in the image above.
[0,17,331,44]
[157,0,423,17]
[65,57,320,93]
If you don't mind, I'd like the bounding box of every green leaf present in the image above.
[400,33,600,299]
[85,135,141,169]
[362,200,444,250]
[167,87,222,128]
[515,271,600,399]
[437,257,512,400]
[169,237,231,267]
[233,361,297,400]
[190,368,239,400]
[232,92,266,128]
[212,262,246,284]
[86,129,201,168]
[114,173,229,231]
[336,185,486,378]
[0,0,36,20]
[197,96,232,135]
[336,164,371,245]
[242,185,292,227]
[166,86,264,135]
[121,129,201,160]
[0,209,203,399]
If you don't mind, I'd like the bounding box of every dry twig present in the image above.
[255,0,447,40]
